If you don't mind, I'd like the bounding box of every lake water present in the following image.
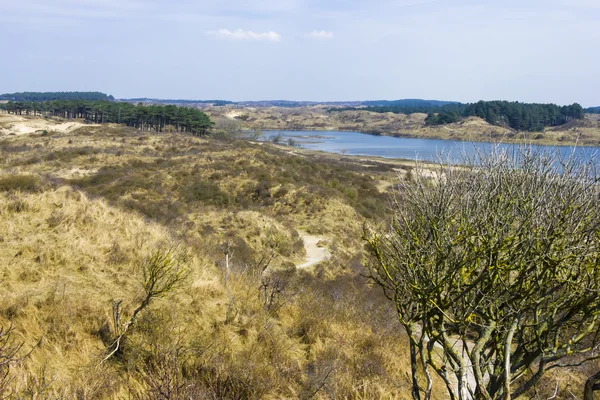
[260,130,600,163]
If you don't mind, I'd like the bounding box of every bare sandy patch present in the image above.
[53,167,99,179]
[296,233,331,269]
[0,114,89,135]
[225,111,242,120]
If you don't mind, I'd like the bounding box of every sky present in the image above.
[0,0,598,105]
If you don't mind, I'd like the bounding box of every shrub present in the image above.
[0,175,41,192]
[6,198,29,213]
[253,181,272,202]
[181,180,231,206]
[123,198,182,222]
[366,147,600,399]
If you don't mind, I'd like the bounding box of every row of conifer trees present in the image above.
[0,101,213,135]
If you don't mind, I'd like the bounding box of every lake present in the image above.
[260,130,600,163]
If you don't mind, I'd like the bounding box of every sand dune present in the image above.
[0,114,88,135]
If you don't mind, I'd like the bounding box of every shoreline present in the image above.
[252,128,600,151]
[229,112,600,147]
[251,140,440,169]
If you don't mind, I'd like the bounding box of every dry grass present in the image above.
[2,117,591,398]
[0,185,424,398]
[0,120,440,398]
[0,187,185,396]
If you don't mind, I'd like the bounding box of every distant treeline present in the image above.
[459,101,584,131]
[122,98,234,106]
[331,100,585,132]
[330,99,460,115]
[241,100,307,108]
[0,101,213,135]
[586,106,600,114]
[0,91,114,102]
[361,99,460,108]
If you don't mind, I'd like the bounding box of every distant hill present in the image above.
[237,99,459,108]
[0,91,114,102]
[238,100,325,107]
[117,98,457,108]
[120,98,234,106]
[585,106,600,114]
[362,99,460,108]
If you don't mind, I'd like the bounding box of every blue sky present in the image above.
[0,0,598,105]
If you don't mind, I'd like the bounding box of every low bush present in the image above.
[181,180,232,206]
[0,174,41,192]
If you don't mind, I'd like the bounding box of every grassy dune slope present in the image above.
[0,115,593,398]
[0,118,436,398]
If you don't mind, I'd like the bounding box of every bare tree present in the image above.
[0,323,22,398]
[365,147,600,400]
[103,247,188,364]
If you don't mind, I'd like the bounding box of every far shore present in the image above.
[248,127,600,148]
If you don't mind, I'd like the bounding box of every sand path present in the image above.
[296,234,331,269]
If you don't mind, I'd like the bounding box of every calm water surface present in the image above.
[260,130,600,163]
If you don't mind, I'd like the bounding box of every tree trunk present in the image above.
[584,371,600,400]
[503,318,519,400]
[406,325,422,400]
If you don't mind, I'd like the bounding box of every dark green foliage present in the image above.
[330,102,465,116]
[181,180,231,206]
[0,175,41,192]
[0,91,113,102]
[253,181,272,202]
[124,197,183,223]
[331,100,585,132]
[0,101,213,135]
[425,110,460,125]
[45,147,100,163]
[361,99,459,108]
[586,106,600,114]
[463,100,584,131]
[121,98,234,106]
[72,166,163,197]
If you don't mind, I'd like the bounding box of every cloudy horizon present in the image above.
[0,0,598,106]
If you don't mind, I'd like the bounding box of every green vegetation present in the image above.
[362,99,460,108]
[122,98,234,106]
[0,91,114,102]
[0,174,42,193]
[424,110,461,125]
[330,101,463,116]
[332,100,585,132]
[425,101,585,131]
[102,247,188,364]
[463,101,585,131]
[586,106,600,114]
[66,137,388,220]
[0,101,213,135]
[365,149,600,399]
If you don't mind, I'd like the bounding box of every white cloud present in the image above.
[306,30,334,39]
[207,29,281,42]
